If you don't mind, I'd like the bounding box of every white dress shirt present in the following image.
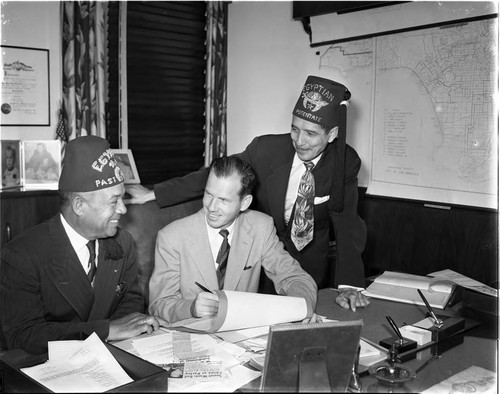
[284,153,322,223]
[204,217,236,269]
[60,213,99,274]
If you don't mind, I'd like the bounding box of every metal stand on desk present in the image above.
[298,347,331,392]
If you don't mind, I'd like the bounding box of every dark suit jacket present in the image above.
[154,134,367,288]
[0,215,144,354]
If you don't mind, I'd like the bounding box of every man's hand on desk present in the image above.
[107,312,169,341]
[191,292,219,318]
[124,184,155,205]
[335,289,370,312]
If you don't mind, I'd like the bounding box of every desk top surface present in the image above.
[317,288,498,393]
[1,288,498,393]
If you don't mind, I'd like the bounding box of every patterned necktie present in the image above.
[87,240,97,284]
[216,229,230,289]
[291,161,315,251]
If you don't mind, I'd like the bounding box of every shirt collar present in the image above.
[204,214,237,242]
[291,152,322,170]
[60,213,92,252]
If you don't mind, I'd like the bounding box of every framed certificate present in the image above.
[1,45,50,126]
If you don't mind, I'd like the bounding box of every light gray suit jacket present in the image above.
[149,209,317,323]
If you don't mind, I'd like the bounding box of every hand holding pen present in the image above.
[192,282,219,318]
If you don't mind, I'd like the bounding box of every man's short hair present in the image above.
[209,156,256,198]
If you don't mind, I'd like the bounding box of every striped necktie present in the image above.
[216,229,230,289]
[86,240,97,284]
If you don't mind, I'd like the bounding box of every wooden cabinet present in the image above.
[1,190,60,248]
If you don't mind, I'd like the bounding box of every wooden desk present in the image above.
[316,288,498,393]
[0,288,497,392]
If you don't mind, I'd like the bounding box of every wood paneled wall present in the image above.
[358,188,498,286]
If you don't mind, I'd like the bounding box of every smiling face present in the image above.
[290,116,338,162]
[78,183,127,239]
[203,171,252,230]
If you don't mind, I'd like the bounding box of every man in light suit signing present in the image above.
[149,156,318,323]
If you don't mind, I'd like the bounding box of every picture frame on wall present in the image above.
[1,140,22,189]
[1,45,50,126]
[111,149,141,184]
[22,140,61,189]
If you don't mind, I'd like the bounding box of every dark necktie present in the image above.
[86,240,97,284]
[216,229,230,289]
[291,161,315,251]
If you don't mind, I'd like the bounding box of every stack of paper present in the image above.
[20,333,132,393]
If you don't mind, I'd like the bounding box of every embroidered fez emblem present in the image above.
[302,91,329,112]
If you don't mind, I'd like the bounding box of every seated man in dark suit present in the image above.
[149,156,319,323]
[0,136,167,354]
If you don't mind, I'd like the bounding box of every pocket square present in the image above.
[314,196,330,205]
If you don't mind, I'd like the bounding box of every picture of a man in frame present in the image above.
[23,140,61,186]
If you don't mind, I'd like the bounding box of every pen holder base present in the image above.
[431,331,465,356]
[379,336,418,353]
[426,316,465,342]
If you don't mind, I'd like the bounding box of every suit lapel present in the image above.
[47,217,95,321]
[223,215,252,291]
[188,210,219,289]
[267,153,294,233]
[313,143,335,196]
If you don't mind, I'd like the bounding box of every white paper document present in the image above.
[20,332,133,393]
[429,269,498,297]
[170,290,308,333]
[422,365,497,394]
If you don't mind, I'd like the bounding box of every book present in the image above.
[362,271,455,309]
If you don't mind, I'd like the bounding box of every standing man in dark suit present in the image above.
[126,76,369,311]
[1,136,166,355]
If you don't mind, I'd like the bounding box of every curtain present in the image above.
[204,1,228,166]
[61,1,107,142]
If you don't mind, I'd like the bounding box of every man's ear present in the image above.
[327,126,339,143]
[71,194,86,216]
[240,194,253,212]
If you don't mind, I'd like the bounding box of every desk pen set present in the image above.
[379,289,465,352]
[368,289,466,386]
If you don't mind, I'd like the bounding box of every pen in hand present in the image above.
[195,281,214,294]
[386,315,404,344]
[417,289,443,327]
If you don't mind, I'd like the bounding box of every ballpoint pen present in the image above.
[417,289,443,328]
[195,281,214,294]
[385,315,404,344]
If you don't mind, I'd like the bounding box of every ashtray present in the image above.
[369,363,416,386]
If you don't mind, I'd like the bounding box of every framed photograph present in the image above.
[111,149,140,184]
[1,140,22,189]
[1,45,50,126]
[22,140,61,189]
